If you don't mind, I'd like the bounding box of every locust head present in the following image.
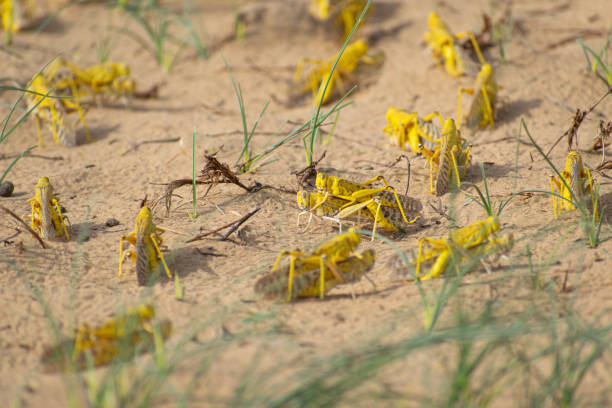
[565,151,583,175]
[297,190,311,210]
[477,64,493,83]
[35,177,53,201]
[441,118,459,145]
[316,173,330,191]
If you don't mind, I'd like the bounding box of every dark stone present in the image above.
[105,218,120,227]
[0,181,14,197]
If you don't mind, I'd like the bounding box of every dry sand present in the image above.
[1,0,612,406]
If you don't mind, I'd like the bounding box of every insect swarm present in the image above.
[119,203,172,286]
[41,304,172,371]
[294,39,371,105]
[420,118,471,196]
[398,216,512,281]
[28,177,70,241]
[550,151,599,218]
[256,230,364,301]
[254,248,375,300]
[25,69,91,146]
[423,11,485,78]
[382,107,442,153]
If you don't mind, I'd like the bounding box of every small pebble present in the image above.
[105,218,120,227]
[0,181,14,197]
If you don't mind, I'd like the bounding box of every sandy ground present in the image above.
[1,0,612,406]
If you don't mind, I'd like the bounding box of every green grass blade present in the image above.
[306,0,372,165]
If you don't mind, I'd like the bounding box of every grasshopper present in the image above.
[423,11,485,78]
[297,189,372,231]
[420,118,471,196]
[26,70,91,146]
[266,230,362,301]
[297,189,416,236]
[119,205,172,286]
[457,63,498,129]
[255,249,375,300]
[550,151,598,218]
[53,60,136,102]
[28,177,70,241]
[383,107,442,153]
[407,216,511,280]
[41,304,172,371]
[294,39,370,105]
[315,172,421,237]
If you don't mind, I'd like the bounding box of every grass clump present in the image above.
[578,35,612,89]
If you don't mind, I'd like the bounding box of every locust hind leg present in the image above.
[287,254,297,302]
[455,31,486,66]
[371,199,382,241]
[51,199,70,240]
[385,185,419,225]
[449,148,462,190]
[586,169,599,221]
[479,86,494,127]
[150,233,172,279]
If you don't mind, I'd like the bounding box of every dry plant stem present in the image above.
[545,89,612,157]
[593,120,612,166]
[0,205,46,248]
[1,228,21,243]
[200,154,251,192]
[293,151,326,189]
[185,206,260,243]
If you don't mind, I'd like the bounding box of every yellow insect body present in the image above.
[297,190,372,230]
[421,118,471,196]
[337,0,368,39]
[383,107,442,153]
[268,231,361,301]
[1,0,35,35]
[308,0,369,40]
[295,39,370,105]
[41,304,172,371]
[55,61,136,100]
[423,11,483,77]
[315,172,421,236]
[26,72,90,146]
[255,249,375,300]
[28,177,70,241]
[550,151,598,217]
[119,206,172,286]
[309,0,331,20]
[411,216,510,280]
[458,63,498,129]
